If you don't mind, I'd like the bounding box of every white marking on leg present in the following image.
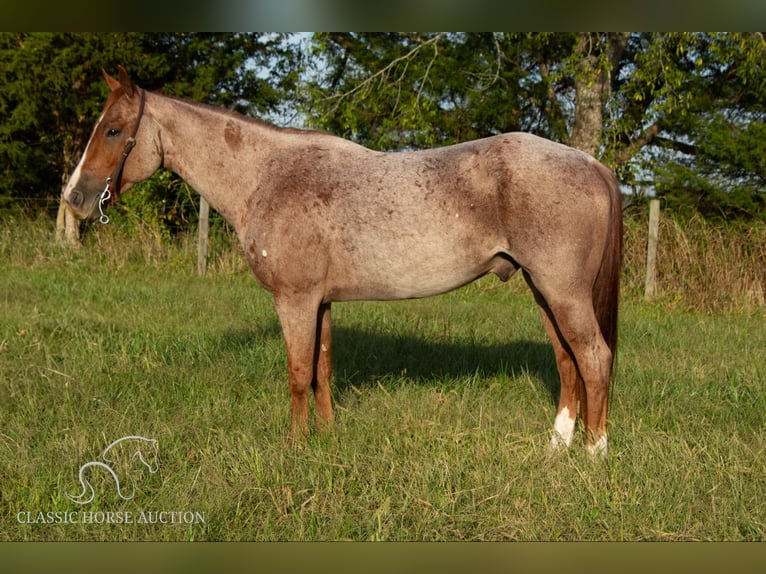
[549,406,576,449]
[587,434,608,457]
[261,249,268,257]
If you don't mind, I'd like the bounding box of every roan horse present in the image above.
[64,67,622,455]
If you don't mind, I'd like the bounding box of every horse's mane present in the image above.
[157,91,333,139]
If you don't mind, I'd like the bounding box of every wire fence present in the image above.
[0,197,61,208]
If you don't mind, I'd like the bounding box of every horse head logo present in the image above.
[67,436,159,505]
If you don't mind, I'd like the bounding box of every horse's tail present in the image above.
[592,161,623,370]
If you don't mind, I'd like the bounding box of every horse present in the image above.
[63,66,622,455]
[68,435,159,504]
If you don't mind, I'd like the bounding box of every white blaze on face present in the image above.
[63,155,84,199]
[549,406,576,449]
[63,112,104,200]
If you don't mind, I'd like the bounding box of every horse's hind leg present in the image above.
[537,306,583,449]
[525,274,611,455]
[552,301,611,455]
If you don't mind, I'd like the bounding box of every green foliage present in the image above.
[655,112,766,221]
[624,33,766,221]
[0,32,302,227]
[656,165,764,222]
[302,33,570,150]
[105,172,195,241]
[0,33,144,205]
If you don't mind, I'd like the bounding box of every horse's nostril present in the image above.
[67,190,83,209]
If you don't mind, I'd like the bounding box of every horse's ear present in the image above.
[103,69,121,92]
[117,65,135,98]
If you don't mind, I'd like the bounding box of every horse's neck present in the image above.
[153,93,272,230]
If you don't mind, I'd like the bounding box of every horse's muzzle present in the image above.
[63,188,98,221]
[65,189,84,210]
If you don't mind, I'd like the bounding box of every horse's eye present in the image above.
[106,128,121,137]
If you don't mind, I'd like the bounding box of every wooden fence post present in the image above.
[197,196,210,276]
[644,198,660,300]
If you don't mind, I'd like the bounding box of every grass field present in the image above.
[1,217,765,541]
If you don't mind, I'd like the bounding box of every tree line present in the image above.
[1,32,764,227]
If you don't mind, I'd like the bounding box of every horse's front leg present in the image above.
[274,293,323,440]
[313,302,333,431]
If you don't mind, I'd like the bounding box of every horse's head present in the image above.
[63,66,162,221]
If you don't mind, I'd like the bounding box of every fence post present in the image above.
[197,196,210,276]
[644,198,660,300]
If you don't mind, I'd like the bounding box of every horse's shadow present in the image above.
[331,326,559,402]
[219,321,560,405]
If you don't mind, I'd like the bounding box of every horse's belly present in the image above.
[326,244,496,302]
[328,273,480,302]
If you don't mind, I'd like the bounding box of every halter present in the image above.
[98,87,146,224]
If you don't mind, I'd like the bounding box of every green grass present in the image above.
[1,218,765,540]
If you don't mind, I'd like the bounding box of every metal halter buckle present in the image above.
[98,179,112,224]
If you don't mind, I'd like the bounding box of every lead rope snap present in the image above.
[99,179,112,224]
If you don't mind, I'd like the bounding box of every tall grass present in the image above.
[1,213,764,541]
[623,211,765,311]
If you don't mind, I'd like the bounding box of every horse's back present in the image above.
[247,130,616,302]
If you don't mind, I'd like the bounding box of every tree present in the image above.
[633,33,766,220]
[0,32,302,239]
[302,32,766,221]
[301,33,537,150]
